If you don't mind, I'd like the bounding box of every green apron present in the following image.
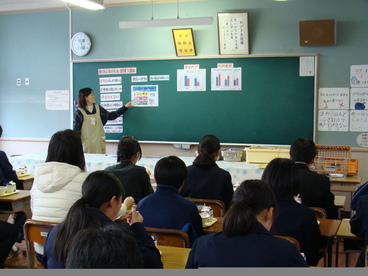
[79,105,106,154]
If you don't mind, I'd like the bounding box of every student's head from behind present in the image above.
[117,136,142,163]
[261,158,301,201]
[66,224,143,268]
[223,179,277,237]
[289,138,317,164]
[46,129,85,171]
[53,171,126,264]
[0,125,2,138]
[154,156,187,189]
[193,134,221,167]
[78,87,95,109]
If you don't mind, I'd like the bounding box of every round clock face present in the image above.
[71,32,92,57]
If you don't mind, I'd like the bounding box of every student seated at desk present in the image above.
[179,134,234,211]
[137,156,203,245]
[350,194,368,267]
[66,224,143,268]
[262,158,322,266]
[43,170,162,269]
[185,179,308,268]
[105,136,154,205]
[290,138,338,219]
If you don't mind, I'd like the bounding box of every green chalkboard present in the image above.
[73,56,315,145]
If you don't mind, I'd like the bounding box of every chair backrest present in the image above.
[185,197,226,217]
[145,227,190,248]
[23,219,58,269]
[275,235,301,252]
[309,207,327,219]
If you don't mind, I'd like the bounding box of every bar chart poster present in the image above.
[211,68,242,91]
[177,69,206,91]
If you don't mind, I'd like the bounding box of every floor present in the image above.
[3,238,361,269]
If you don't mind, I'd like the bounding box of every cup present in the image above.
[6,182,16,193]
[0,186,7,196]
[19,165,27,175]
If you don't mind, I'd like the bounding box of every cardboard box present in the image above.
[245,145,290,163]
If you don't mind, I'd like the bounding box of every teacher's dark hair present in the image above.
[117,136,142,163]
[261,158,301,201]
[78,87,93,109]
[52,170,125,265]
[46,129,86,171]
[289,138,317,164]
[154,156,187,189]
[66,224,143,268]
[223,179,277,237]
[193,134,220,167]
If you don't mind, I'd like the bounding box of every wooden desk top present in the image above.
[336,218,364,240]
[0,190,30,202]
[203,217,223,234]
[17,173,34,181]
[329,176,361,184]
[157,245,190,269]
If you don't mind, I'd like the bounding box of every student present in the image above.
[289,138,338,219]
[179,134,234,211]
[137,156,203,244]
[349,194,368,267]
[0,125,19,187]
[0,221,18,269]
[105,136,153,204]
[185,179,308,267]
[262,158,322,266]
[43,170,162,269]
[73,87,133,154]
[65,224,143,268]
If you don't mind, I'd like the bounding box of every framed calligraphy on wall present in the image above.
[217,12,249,55]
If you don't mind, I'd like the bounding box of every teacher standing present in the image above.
[73,87,133,154]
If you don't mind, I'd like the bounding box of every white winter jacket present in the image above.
[30,161,88,254]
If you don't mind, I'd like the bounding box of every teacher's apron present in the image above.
[79,105,106,154]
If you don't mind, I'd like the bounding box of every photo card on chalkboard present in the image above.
[217,11,249,55]
[172,28,196,57]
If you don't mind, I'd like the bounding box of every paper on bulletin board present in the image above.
[318,88,349,109]
[211,68,242,91]
[350,110,368,131]
[318,110,349,131]
[177,69,206,91]
[350,64,368,87]
[350,88,368,110]
[45,90,69,110]
[299,56,315,76]
[131,85,159,107]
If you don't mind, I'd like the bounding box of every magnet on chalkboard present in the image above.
[355,102,366,110]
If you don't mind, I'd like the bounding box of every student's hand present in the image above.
[125,100,133,108]
[123,196,135,210]
[126,207,144,225]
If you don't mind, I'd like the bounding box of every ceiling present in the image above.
[0,0,181,13]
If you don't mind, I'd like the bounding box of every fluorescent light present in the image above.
[62,0,105,10]
[119,16,213,29]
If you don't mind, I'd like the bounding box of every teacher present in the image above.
[73,87,133,154]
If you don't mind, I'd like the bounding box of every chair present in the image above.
[309,207,327,219]
[23,219,58,269]
[185,197,226,217]
[275,235,301,252]
[145,227,190,248]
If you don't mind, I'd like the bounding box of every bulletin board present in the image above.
[72,55,316,145]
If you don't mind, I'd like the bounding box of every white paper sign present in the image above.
[318,110,349,131]
[350,65,368,87]
[318,88,349,110]
[45,90,69,110]
[350,87,368,110]
[350,110,368,131]
[300,56,315,76]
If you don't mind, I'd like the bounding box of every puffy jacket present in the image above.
[30,162,88,254]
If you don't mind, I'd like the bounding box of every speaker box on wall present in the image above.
[299,19,336,46]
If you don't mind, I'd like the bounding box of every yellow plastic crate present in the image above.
[245,145,290,163]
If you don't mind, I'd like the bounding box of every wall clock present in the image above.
[70,32,92,56]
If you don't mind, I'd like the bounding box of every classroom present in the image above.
[0,0,368,271]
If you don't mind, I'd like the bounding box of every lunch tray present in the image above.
[0,190,19,197]
[203,218,218,228]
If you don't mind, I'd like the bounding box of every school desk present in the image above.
[0,190,31,218]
